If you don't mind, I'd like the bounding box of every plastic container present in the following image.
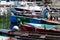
[10,15,17,22]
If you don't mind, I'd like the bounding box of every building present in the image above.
[51,0,60,8]
[52,0,60,5]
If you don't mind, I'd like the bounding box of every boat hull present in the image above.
[14,8,41,12]
[19,24,59,34]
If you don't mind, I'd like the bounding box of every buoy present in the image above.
[13,26,19,30]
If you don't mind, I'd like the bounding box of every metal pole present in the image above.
[4,5,6,29]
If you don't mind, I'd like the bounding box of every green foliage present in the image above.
[0,15,10,29]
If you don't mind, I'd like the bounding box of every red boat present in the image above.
[19,23,59,33]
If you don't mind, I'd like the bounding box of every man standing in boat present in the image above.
[42,3,51,19]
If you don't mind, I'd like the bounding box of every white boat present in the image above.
[14,1,43,12]
[0,1,14,6]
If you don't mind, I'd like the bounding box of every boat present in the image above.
[14,1,42,12]
[0,29,60,40]
[41,20,60,25]
[20,23,57,31]
[16,16,60,25]
[0,1,14,6]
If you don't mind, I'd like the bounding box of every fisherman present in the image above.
[42,3,51,19]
